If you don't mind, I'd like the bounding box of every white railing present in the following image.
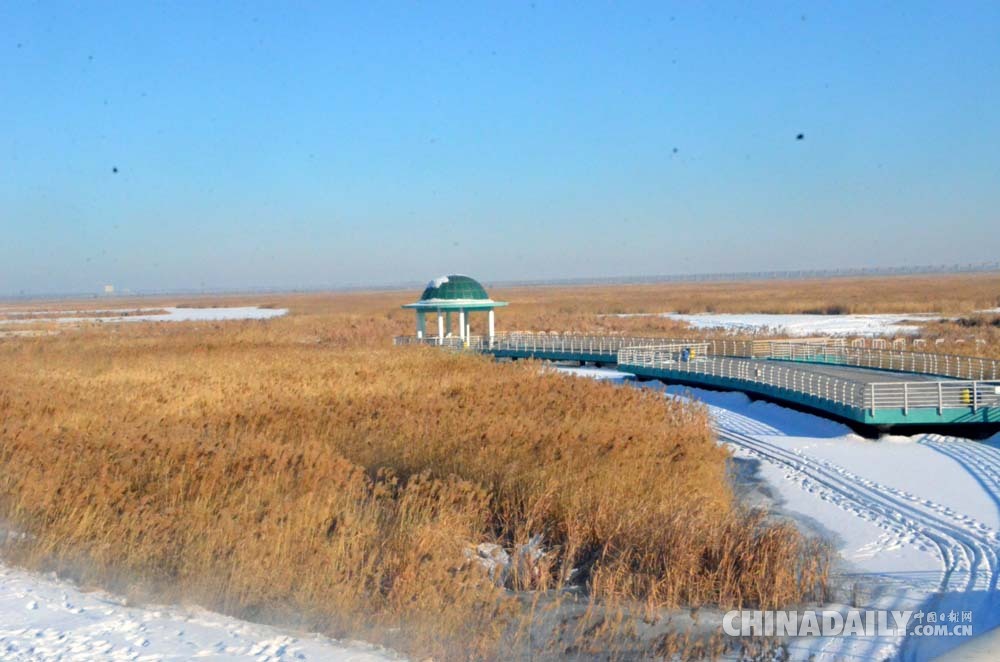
[492,333,696,356]
[395,334,802,359]
[619,345,1000,415]
[619,346,868,409]
[865,381,1000,415]
[396,333,1000,381]
[491,334,758,359]
[766,341,1000,381]
[394,333,1000,414]
[393,335,485,350]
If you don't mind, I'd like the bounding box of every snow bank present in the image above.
[615,312,942,336]
[548,366,634,381]
[0,563,400,661]
[0,307,288,325]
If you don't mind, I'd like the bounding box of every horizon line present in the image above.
[3,261,999,303]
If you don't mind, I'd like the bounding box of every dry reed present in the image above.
[0,295,832,659]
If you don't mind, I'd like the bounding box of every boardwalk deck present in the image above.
[393,334,1000,429]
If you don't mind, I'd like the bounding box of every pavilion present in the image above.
[402,275,507,344]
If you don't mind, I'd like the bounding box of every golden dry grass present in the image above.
[0,292,833,659]
[487,272,1000,336]
[4,272,995,657]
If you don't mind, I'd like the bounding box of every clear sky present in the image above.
[2,2,999,295]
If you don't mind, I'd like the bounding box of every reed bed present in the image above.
[483,273,1000,337]
[0,301,829,659]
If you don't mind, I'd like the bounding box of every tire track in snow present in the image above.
[718,429,981,591]
[920,435,1000,493]
[713,426,999,661]
[713,427,954,661]
[718,425,998,593]
[625,379,999,659]
[655,385,998,594]
[917,434,1000,592]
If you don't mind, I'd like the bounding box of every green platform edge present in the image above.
[484,347,998,426]
[619,363,1000,425]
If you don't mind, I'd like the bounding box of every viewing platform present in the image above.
[395,275,999,431]
[394,333,1000,430]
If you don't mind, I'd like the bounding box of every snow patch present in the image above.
[877,434,919,445]
[612,312,943,336]
[0,307,287,325]
[464,535,548,588]
[466,543,510,585]
[0,563,400,660]
[550,366,634,381]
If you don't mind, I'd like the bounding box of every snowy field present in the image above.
[559,366,1000,661]
[0,565,399,661]
[0,307,287,325]
[610,312,943,336]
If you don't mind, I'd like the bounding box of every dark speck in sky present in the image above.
[796,133,805,140]
[112,166,119,173]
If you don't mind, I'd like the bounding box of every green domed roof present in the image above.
[403,274,506,310]
[419,275,490,301]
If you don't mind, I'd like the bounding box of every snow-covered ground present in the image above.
[0,307,287,325]
[559,367,1000,661]
[0,564,399,661]
[609,312,943,336]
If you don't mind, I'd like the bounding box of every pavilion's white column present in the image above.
[488,309,495,341]
[415,310,425,338]
[437,311,445,344]
[445,311,452,336]
[459,309,466,341]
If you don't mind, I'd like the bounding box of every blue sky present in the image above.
[2,2,999,295]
